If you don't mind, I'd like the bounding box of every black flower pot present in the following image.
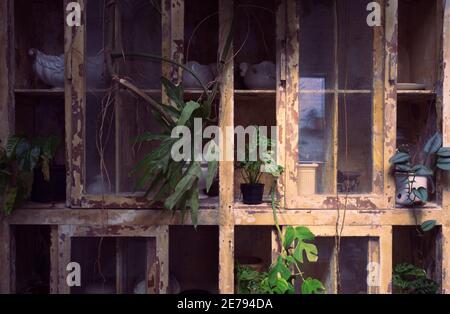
[241,183,264,205]
[31,165,66,203]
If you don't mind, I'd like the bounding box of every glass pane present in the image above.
[338,94,372,194]
[298,91,333,194]
[117,0,162,89]
[118,238,153,294]
[71,237,117,294]
[298,0,335,89]
[339,237,369,294]
[85,92,116,195]
[183,0,219,90]
[337,0,373,90]
[234,0,276,90]
[116,91,162,193]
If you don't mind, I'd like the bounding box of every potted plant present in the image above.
[389,132,450,206]
[0,135,58,215]
[237,128,281,205]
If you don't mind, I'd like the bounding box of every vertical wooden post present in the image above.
[156,225,169,294]
[0,0,14,145]
[57,226,72,294]
[383,0,398,208]
[218,0,235,294]
[0,221,11,293]
[49,226,59,294]
[372,0,385,196]
[64,0,86,206]
[326,245,338,294]
[441,0,450,294]
[116,238,125,294]
[367,237,380,294]
[275,0,286,207]
[379,226,392,294]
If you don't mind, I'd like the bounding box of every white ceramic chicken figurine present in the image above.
[29,48,108,88]
[240,61,276,90]
[29,48,65,87]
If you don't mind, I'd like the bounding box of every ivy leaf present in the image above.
[301,278,325,294]
[389,152,410,165]
[424,133,442,154]
[412,187,428,203]
[187,181,200,228]
[437,163,450,171]
[437,147,450,157]
[421,220,437,232]
[412,165,433,176]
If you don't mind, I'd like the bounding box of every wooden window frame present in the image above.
[282,0,397,210]
[55,224,169,294]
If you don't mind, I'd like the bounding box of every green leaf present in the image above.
[274,277,289,294]
[293,241,318,263]
[421,220,437,232]
[188,182,200,227]
[283,226,295,250]
[164,162,201,210]
[161,77,184,109]
[301,278,325,294]
[389,152,410,165]
[412,165,433,176]
[412,187,428,203]
[177,101,200,126]
[3,186,18,215]
[437,147,450,157]
[424,133,442,154]
[204,141,219,192]
[134,132,168,143]
[6,136,23,158]
[437,162,450,171]
[295,226,315,241]
[437,157,450,164]
[268,257,291,286]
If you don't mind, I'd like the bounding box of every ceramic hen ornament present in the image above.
[29,48,109,88]
[182,61,214,89]
[240,61,276,90]
[29,49,65,87]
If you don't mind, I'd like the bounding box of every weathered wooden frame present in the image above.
[54,224,169,294]
[0,0,449,295]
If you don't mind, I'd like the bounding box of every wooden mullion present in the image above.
[284,0,300,208]
[379,226,392,294]
[275,0,286,208]
[156,225,169,294]
[57,225,73,294]
[50,226,59,294]
[383,0,398,208]
[372,0,385,196]
[367,237,380,294]
[441,0,450,293]
[218,0,235,294]
[65,0,86,206]
[116,238,125,294]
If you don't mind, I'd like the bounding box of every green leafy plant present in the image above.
[235,165,325,294]
[393,263,439,294]
[389,133,449,232]
[236,127,282,184]
[107,15,236,227]
[389,132,450,204]
[0,135,59,215]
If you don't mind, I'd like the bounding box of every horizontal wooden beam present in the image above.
[5,207,446,227]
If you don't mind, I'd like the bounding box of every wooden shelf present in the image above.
[14,88,64,96]
[397,89,435,95]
